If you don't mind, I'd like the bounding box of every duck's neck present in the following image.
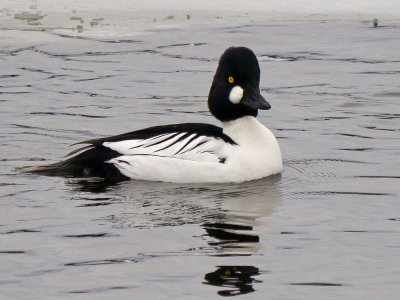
[222,116,268,142]
[222,115,260,130]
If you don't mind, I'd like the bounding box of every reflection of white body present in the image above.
[113,175,282,255]
[107,116,282,183]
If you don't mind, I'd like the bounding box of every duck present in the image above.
[21,47,282,183]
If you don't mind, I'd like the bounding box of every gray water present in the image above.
[1,14,400,299]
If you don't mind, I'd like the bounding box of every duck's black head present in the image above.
[208,47,270,122]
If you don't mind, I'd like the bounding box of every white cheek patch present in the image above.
[229,86,244,104]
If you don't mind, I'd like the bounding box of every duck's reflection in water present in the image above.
[69,174,282,297]
[200,174,281,253]
[203,222,259,255]
[204,266,261,296]
[201,175,281,296]
[202,220,262,296]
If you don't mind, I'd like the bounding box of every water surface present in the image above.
[1,8,400,299]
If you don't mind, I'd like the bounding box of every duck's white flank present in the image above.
[106,116,282,183]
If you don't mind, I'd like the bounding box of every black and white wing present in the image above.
[21,123,237,181]
[71,123,237,181]
[74,123,234,161]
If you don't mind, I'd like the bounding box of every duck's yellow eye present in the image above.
[228,76,234,84]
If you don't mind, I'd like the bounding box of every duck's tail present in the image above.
[19,163,68,176]
[20,146,129,181]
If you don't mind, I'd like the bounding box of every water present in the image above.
[1,6,400,299]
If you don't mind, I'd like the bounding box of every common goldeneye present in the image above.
[22,47,282,183]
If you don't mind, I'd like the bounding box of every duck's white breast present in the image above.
[222,116,283,182]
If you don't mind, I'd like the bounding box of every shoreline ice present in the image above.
[1,0,399,37]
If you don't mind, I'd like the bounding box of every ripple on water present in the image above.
[65,258,138,267]
[373,91,400,98]
[3,229,40,234]
[62,233,115,238]
[285,158,367,180]
[290,282,344,286]
[69,286,132,294]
